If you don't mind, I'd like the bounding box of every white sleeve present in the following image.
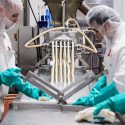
[113,48,125,93]
[4,32,12,49]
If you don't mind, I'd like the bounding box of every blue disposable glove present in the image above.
[73,81,118,106]
[0,68,21,86]
[73,75,107,105]
[93,93,125,116]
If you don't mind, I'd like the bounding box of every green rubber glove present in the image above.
[90,74,107,95]
[73,75,107,105]
[0,68,21,86]
[0,68,52,100]
[12,77,52,100]
[94,93,125,116]
[39,90,52,100]
[73,81,118,106]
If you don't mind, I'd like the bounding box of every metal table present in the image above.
[0,70,121,125]
[1,108,120,125]
[1,95,120,125]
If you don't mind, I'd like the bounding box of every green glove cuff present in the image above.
[92,81,119,105]
[13,78,41,100]
[91,75,107,92]
[109,93,125,114]
[93,93,125,116]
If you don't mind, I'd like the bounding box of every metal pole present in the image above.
[62,0,66,27]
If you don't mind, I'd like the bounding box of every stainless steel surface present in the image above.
[1,92,120,125]
[62,0,66,27]
[17,26,38,74]
[25,70,94,104]
[44,30,83,44]
[1,109,120,125]
[62,76,94,100]
[35,69,93,87]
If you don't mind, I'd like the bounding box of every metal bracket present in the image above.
[25,70,94,104]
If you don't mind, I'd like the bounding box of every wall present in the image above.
[29,0,39,26]
[113,0,125,21]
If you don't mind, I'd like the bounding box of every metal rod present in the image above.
[62,0,66,27]
[26,71,60,93]
[63,77,94,100]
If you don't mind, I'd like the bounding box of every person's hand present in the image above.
[93,93,125,116]
[39,91,52,101]
[75,107,116,123]
[38,96,49,101]
[14,78,53,100]
[73,81,118,106]
[75,107,96,122]
[72,96,90,106]
[72,75,107,106]
[0,68,21,86]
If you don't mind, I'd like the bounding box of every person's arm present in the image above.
[12,77,52,100]
[73,74,107,105]
[93,93,125,116]
[113,48,125,93]
[75,93,125,123]
[0,68,51,100]
[12,77,42,100]
[0,68,21,86]
[93,48,125,115]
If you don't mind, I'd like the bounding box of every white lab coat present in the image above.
[103,23,125,93]
[0,32,15,119]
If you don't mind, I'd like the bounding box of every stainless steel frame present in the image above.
[25,70,94,105]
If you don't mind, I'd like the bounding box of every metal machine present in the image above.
[13,0,97,111]
[24,25,97,104]
[2,1,120,125]
[21,0,98,105]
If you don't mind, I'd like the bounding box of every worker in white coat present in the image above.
[73,5,125,109]
[86,5,125,93]
[74,5,125,119]
[0,0,51,120]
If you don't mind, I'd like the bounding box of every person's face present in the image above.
[91,20,115,40]
[8,13,19,23]
[4,13,19,30]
